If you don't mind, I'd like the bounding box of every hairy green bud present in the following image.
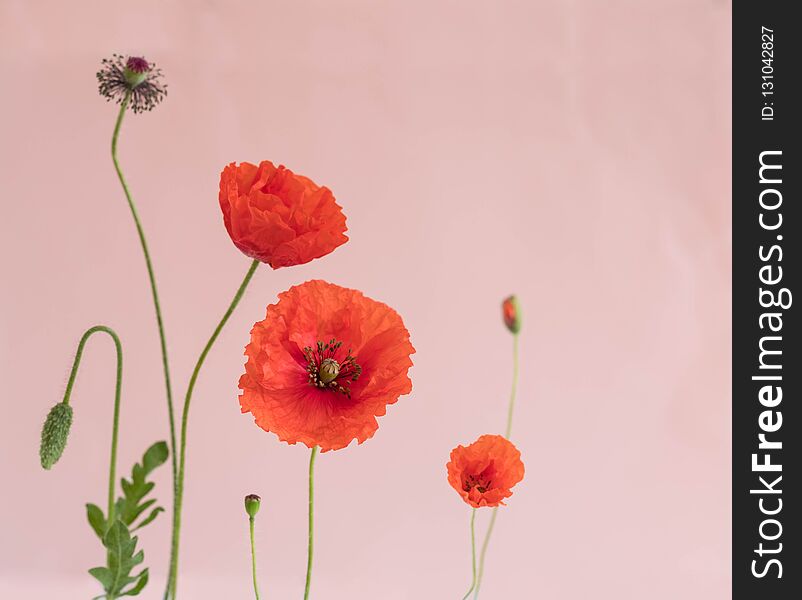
[40,403,73,469]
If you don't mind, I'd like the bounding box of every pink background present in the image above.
[0,1,731,598]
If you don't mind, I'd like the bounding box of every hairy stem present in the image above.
[474,332,519,598]
[110,93,178,519]
[461,509,477,600]
[249,517,261,600]
[62,326,123,524]
[304,446,319,600]
[167,259,260,598]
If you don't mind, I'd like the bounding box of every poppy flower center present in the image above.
[125,56,150,74]
[463,472,494,494]
[303,339,362,398]
[123,57,151,88]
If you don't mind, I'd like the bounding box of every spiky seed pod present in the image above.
[39,403,73,469]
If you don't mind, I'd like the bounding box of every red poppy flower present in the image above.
[219,161,348,268]
[239,280,414,451]
[446,435,525,508]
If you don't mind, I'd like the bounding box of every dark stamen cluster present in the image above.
[303,339,362,398]
[464,474,493,494]
[97,54,167,114]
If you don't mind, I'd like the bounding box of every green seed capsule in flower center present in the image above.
[303,339,362,398]
[318,358,340,384]
[123,68,147,89]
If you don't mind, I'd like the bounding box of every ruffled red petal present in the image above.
[219,161,348,268]
[446,435,525,508]
[239,280,414,451]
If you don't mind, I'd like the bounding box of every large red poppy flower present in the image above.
[447,435,525,508]
[239,280,414,451]
[219,161,348,268]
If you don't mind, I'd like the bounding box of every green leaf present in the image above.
[88,566,113,589]
[116,441,168,530]
[142,441,168,474]
[128,498,156,523]
[131,507,164,532]
[86,441,168,599]
[121,568,149,596]
[86,503,106,539]
[89,521,148,598]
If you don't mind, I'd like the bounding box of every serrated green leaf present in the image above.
[88,566,113,589]
[86,441,168,599]
[92,521,142,597]
[142,441,168,475]
[115,441,167,529]
[86,503,106,539]
[127,499,156,525]
[131,506,164,532]
[122,568,149,596]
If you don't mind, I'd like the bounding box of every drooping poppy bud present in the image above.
[502,295,521,334]
[244,494,261,518]
[40,403,74,469]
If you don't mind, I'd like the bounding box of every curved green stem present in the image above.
[249,517,261,600]
[474,332,519,598]
[111,94,178,499]
[168,259,260,598]
[62,326,123,523]
[461,509,477,600]
[304,446,319,600]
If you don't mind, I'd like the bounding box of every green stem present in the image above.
[504,333,519,439]
[473,509,497,600]
[474,332,519,599]
[249,517,261,600]
[168,259,260,599]
[461,509,477,600]
[62,326,123,524]
[304,446,319,600]
[110,93,178,514]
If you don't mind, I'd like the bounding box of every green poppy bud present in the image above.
[244,494,261,518]
[40,403,73,470]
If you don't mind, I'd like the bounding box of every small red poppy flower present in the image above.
[501,295,521,334]
[446,435,525,508]
[219,161,348,268]
[239,280,414,451]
